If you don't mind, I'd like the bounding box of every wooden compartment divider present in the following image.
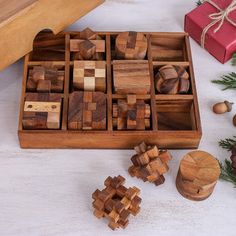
[18,31,202,149]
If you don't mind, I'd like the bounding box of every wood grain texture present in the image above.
[68,91,106,130]
[0,0,104,70]
[176,151,221,201]
[116,31,147,59]
[17,30,202,149]
[0,1,235,235]
[113,60,151,94]
[22,93,62,130]
[92,175,141,230]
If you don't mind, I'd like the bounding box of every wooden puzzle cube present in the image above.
[113,60,151,94]
[92,175,142,230]
[128,142,172,186]
[22,93,62,130]
[70,33,105,60]
[115,31,148,60]
[73,61,106,92]
[68,91,106,130]
[27,66,64,93]
[113,95,151,130]
[80,27,97,40]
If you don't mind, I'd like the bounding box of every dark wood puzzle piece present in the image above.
[92,175,142,230]
[68,91,106,130]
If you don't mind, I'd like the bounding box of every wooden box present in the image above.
[18,30,202,149]
[0,0,104,70]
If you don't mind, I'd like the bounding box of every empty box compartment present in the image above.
[151,35,188,61]
[29,31,65,61]
[156,99,196,130]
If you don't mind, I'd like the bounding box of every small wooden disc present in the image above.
[115,31,147,59]
[176,151,220,201]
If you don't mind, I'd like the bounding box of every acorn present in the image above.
[212,101,233,114]
[233,114,236,127]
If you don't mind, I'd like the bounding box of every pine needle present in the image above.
[220,159,236,187]
[232,53,236,66]
[212,72,236,90]
[219,136,236,151]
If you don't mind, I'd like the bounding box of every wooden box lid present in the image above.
[0,0,104,71]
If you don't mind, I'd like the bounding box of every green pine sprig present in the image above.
[232,53,236,66]
[219,136,236,151]
[220,159,236,187]
[212,72,236,90]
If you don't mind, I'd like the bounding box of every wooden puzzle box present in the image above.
[18,29,202,149]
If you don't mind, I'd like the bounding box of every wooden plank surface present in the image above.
[0,0,38,27]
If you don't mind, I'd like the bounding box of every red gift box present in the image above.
[185,0,236,63]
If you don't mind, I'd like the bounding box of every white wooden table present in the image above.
[0,1,235,235]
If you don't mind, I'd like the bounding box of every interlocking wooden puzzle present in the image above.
[92,175,142,230]
[115,31,148,59]
[22,93,62,130]
[18,29,202,149]
[128,142,172,186]
[113,60,151,94]
[68,91,106,130]
[27,66,64,93]
[73,61,106,92]
[113,95,151,130]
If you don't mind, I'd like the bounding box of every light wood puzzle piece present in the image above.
[68,91,106,130]
[116,31,148,59]
[128,142,172,186]
[27,66,64,93]
[113,60,151,94]
[73,61,106,92]
[113,95,151,130]
[92,175,142,230]
[22,93,62,130]
[176,150,220,201]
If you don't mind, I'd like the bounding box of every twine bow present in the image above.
[201,0,236,48]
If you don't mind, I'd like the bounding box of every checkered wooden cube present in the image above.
[92,175,142,230]
[73,61,106,92]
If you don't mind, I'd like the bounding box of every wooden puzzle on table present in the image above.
[92,175,142,230]
[73,61,106,92]
[129,142,172,185]
[18,29,202,149]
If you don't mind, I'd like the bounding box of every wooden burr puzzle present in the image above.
[18,28,202,148]
[92,175,142,230]
[129,142,172,185]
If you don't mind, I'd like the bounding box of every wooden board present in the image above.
[0,0,104,71]
[18,31,202,149]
